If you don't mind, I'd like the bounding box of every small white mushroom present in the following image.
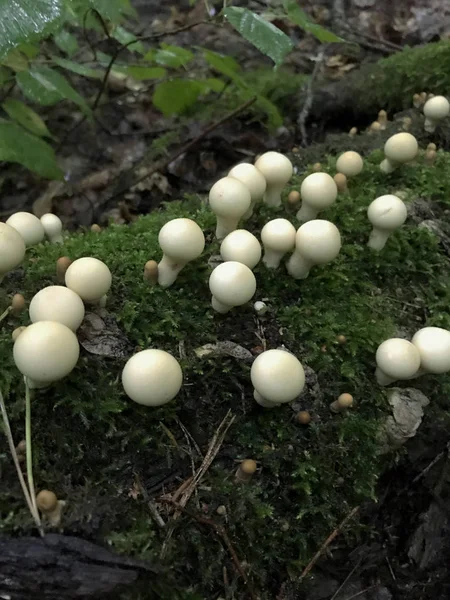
[228,163,267,218]
[0,222,26,283]
[412,327,450,374]
[335,151,364,177]
[6,212,45,247]
[40,213,63,244]
[296,173,338,222]
[251,349,305,408]
[367,195,407,251]
[65,257,112,305]
[157,218,205,287]
[287,220,341,279]
[375,338,421,386]
[122,349,183,406]
[423,96,450,133]
[380,133,418,174]
[29,286,85,331]
[209,261,256,313]
[254,151,293,207]
[220,229,261,269]
[253,301,268,316]
[209,177,251,240]
[261,218,296,269]
[13,321,80,388]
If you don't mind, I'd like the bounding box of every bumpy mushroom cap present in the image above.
[336,151,363,177]
[412,327,450,374]
[157,218,205,287]
[220,230,261,269]
[287,220,341,279]
[423,96,450,132]
[375,338,421,385]
[254,151,293,207]
[65,257,112,303]
[367,195,407,250]
[209,261,256,313]
[251,349,305,407]
[122,349,183,406]
[6,212,45,246]
[0,223,26,281]
[209,177,251,239]
[228,163,267,218]
[40,213,63,244]
[29,286,85,331]
[261,218,296,269]
[297,173,338,222]
[380,133,418,173]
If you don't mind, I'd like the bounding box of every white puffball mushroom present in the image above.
[0,222,26,282]
[122,349,183,407]
[380,133,418,174]
[375,338,421,386]
[423,96,450,133]
[209,177,251,240]
[29,286,85,331]
[251,349,305,408]
[287,220,341,279]
[209,261,256,313]
[6,212,45,247]
[65,257,112,304]
[254,301,268,316]
[13,321,80,389]
[40,213,63,244]
[228,163,267,218]
[254,151,293,207]
[335,151,363,177]
[261,218,296,269]
[296,173,338,222]
[367,195,407,251]
[412,327,450,374]
[157,218,205,287]
[220,230,261,270]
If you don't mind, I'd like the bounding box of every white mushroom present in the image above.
[335,151,363,177]
[0,222,26,282]
[254,152,293,207]
[251,349,305,408]
[412,327,450,374]
[228,163,267,218]
[29,286,85,331]
[220,230,261,270]
[157,218,205,287]
[287,220,341,279]
[209,261,256,313]
[380,133,418,174]
[122,349,183,406]
[65,257,112,305]
[13,321,80,388]
[375,338,421,386]
[40,213,63,244]
[209,177,251,240]
[423,96,450,133]
[296,173,338,222]
[6,212,45,247]
[261,218,296,269]
[367,195,407,251]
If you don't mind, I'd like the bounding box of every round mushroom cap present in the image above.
[261,218,296,253]
[6,212,45,246]
[158,218,205,262]
[40,213,63,236]
[209,177,251,218]
[384,133,418,164]
[228,163,267,203]
[254,152,293,185]
[300,173,338,210]
[367,195,407,231]
[29,286,85,331]
[209,261,256,307]
[423,96,450,120]
[122,349,183,406]
[251,349,305,404]
[295,220,341,264]
[412,327,450,373]
[336,151,364,177]
[13,321,79,384]
[376,338,421,380]
[65,257,112,302]
[0,222,26,273]
[220,230,261,269]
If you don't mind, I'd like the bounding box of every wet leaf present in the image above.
[53,29,79,56]
[283,0,346,43]
[153,79,209,116]
[2,98,52,137]
[78,310,133,359]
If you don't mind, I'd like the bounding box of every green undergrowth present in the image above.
[1,149,450,598]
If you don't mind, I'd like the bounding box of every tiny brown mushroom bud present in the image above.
[425,149,437,166]
[420,92,427,104]
[56,257,72,283]
[91,224,102,233]
[369,121,382,134]
[144,260,158,284]
[330,393,354,413]
[292,146,300,154]
[334,173,348,193]
[336,334,347,345]
[312,162,322,173]
[321,344,327,353]
[12,326,27,342]
[235,459,257,483]
[287,190,301,205]
[378,110,388,129]
[37,489,65,527]
[401,116,412,131]
[348,127,358,137]
[216,505,227,516]
[427,143,437,151]
[413,93,421,108]
[11,293,25,316]
[296,410,311,425]
[280,520,290,532]
[16,439,26,454]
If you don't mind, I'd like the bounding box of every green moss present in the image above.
[1,151,450,597]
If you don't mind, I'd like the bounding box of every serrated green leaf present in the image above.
[283,0,345,43]
[112,26,145,54]
[2,98,52,137]
[153,79,209,116]
[223,7,294,67]
[125,66,166,80]
[1,49,28,71]
[53,29,79,56]
[0,119,62,179]
[155,44,194,69]
[52,56,103,79]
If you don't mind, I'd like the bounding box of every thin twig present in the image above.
[25,378,38,517]
[0,306,12,323]
[343,584,380,600]
[412,444,448,483]
[298,47,328,146]
[330,557,362,600]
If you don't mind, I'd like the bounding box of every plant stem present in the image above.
[25,377,39,518]
[0,305,12,323]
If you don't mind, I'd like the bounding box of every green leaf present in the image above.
[0,0,64,59]
[0,119,62,179]
[283,0,345,43]
[0,66,13,86]
[112,26,145,54]
[53,29,79,56]
[17,43,40,59]
[125,66,166,80]
[202,49,242,80]
[2,98,52,137]
[152,79,209,116]
[155,44,194,69]
[223,7,294,67]
[204,78,226,93]
[52,56,103,79]
[1,49,28,72]
[67,0,136,24]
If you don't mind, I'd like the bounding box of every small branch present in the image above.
[343,585,380,600]
[25,378,38,518]
[330,557,362,600]
[298,47,328,146]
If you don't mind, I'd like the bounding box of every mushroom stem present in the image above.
[235,459,257,483]
[253,389,279,408]
[215,216,240,241]
[211,295,232,314]
[367,229,390,251]
[157,254,188,288]
[375,367,396,386]
[379,158,398,174]
[263,185,284,207]
[286,252,314,279]
[263,249,285,269]
[296,203,319,222]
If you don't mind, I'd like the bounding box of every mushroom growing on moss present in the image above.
[0,222,26,282]
[40,214,63,244]
[209,177,251,240]
[334,173,348,193]
[209,261,256,313]
[287,220,341,279]
[29,286,85,331]
[251,348,305,408]
[157,218,205,287]
[411,327,450,375]
[336,151,363,177]
[65,257,112,305]
[235,459,257,483]
[220,229,261,269]
[254,151,293,207]
[228,163,267,218]
[423,96,450,132]
[367,194,407,251]
[261,218,296,269]
[0,293,25,323]
[36,489,65,527]
[330,393,353,413]
[380,133,418,174]
[6,212,45,247]
[56,257,72,283]
[296,173,338,222]
[143,260,158,284]
[375,338,421,386]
